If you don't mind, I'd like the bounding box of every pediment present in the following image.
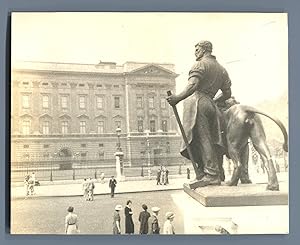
[59,113,71,119]
[129,64,176,76]
[77,114,89,119]
[112,114,123,119]
[95,114,107,119]
[20,113,33,118]
[39,113,53,119]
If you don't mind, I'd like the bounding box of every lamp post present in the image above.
[51,152,57,181]
[145,130,151,167]
[115,127,124,181]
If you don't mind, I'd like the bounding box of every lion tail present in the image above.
[244,106,288,152]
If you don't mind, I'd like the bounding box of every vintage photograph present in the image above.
[10,12,288,234]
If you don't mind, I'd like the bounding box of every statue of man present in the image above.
[167,40,232,186]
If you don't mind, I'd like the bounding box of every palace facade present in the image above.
[11,60,183,169]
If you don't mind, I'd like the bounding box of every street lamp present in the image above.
[116,127,122,151]
[145,130,151,167]
[115,126,124,181]
[51,152,58,181]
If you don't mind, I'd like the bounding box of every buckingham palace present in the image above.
[11,60,185,181]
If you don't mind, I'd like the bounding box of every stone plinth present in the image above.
[183,182,288,207]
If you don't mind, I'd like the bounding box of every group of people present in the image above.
[113,201,175,235]
[156,166,169,185]
[64,202,175,235]
[24,172,36,197]
[82,177,95,201]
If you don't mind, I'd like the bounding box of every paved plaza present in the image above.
[10,172,289,234]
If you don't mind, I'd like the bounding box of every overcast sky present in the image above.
[11,12,288,106]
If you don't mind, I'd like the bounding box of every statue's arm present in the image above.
[214,87,232,104]
[167,76,199,106]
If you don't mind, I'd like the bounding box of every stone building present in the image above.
[11,60,183,172]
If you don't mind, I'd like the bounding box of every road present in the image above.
[11,190,184,234]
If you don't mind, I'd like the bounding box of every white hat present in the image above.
[115,204,122,211]
[151,207,160,212]
[165,212,175,219]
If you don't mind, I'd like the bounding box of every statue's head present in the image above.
[195,40,213,60]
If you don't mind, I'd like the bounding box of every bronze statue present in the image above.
[167,41,288,190]
[167,40,232,187]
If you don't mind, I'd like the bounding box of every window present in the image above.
[61,121,68,134]
[81,152,87,157]
[79,96,86,109]
[43,153,50,158]
[166,142,170,153]
[138,119,143,132]
[22,95,29,108]
[98,151,104,159]
[115,121,121,128]
[99,143,104,147]
[162,120,168,132]
[42,82,48,86]
[149,97,154,108]
[61,96,68,109]
[96,84,102,88]
[137,96,143,108]
[96,97,103,109]
[150,120,156,132]
[23,144,29,148]
[42,121,50,134]
[81,144,86,148]
[79,83,85,87]
[114,96,120,109]
[42,95,49,108]
[22,120,30,134]
[43,144,49,148]
[80,121,86,134]
[113,85,119,88]
[160,97,166,109]
[97,121,104,134]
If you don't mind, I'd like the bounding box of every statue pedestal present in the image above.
[115,151,125,182]
[183,182,288,207]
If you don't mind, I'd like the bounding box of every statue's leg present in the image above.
[240,144,252,184]
[226,143,242,186]
[250,119,279,191]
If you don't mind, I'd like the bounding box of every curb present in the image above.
[11,186,184,201]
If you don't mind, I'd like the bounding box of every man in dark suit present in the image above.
[109,176,117,198]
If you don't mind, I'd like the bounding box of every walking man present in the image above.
[109,176,117,198]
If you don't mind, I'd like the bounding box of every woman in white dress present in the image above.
[65,206,79,234]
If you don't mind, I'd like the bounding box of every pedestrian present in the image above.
[82,178,89,201]
[113,204,122,234]
[167,40,232,185]
[24,174,30,198]
[163,212,175,234]
[109,176,117,198]
[187,168,190,179]
[27,175,35,195]
[156,168,161,185]
[148,207,160,234]
[161,166,166,185]
[138,204,151,234]
[65,206,79,234]
[125,200,134,234]
[165,168,169,184]
[87,177,95,201]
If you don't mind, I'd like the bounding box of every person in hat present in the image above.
[163,212,175,234]
[65,206,79,234]
[148,207,160,234]
[113,204,122,234]
[167,40,232,186]
[138,204,151,234]
[109,176,117,198]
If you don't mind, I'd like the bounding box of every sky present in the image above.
[11,12,288,106]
